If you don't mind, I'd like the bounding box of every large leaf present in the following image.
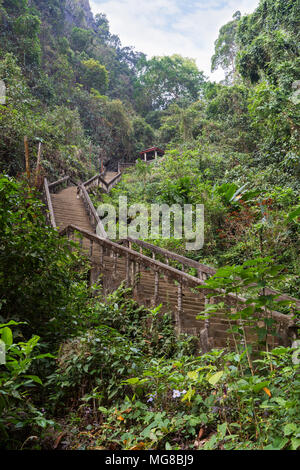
[229,182,250,202]
[0,327,13,347]
[207,371,224,386]
[287,206,300,222]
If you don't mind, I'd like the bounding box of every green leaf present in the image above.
[187,370,199,381]
[24,375,43,385]
[264,437,289,450]
[207,371,224,386]
[125,377,140,385]
[181,388,195,403]
[98,406,108,414]
[253,381,269,393]
[284,423,298,437]
[291,438,300,450]
[218,422,227,439]
[1,327,13,347]
[270,347,290,356]
[287,206,300,221]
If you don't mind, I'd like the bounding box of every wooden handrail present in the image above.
[43,178,56,229]
[48,176,78,193]
[118,162,135,172]
[122,238,215,277]
[106,172,122,191]
[122,238,300,309]
[60,224,295,329]
[82,171,106,191]
[98,172,122,193]
[48,176,70,189]
[78,185,107,238]
[263,288,300,310]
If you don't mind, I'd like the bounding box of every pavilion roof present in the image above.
[139,147,164,156]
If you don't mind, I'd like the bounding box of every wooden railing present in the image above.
[120,237,215,280]
[98,172,122,193]
[48,175,78,193]
[44,170,299,349]
[59,224,296,347]
[118,160,156,172]
[121,238,300,311]
[43,178,56,228]
[118,162,135,172]
[82,172,106,192]
[78,183,107,238]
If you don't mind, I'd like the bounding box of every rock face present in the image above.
[64,0,96,31]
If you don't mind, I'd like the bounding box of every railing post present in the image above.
[239,317,246,350]
[175,282,183,335]
[135,261,140,293]
[89,240,93,259]
[113,252,118,278]
[154,271,159,305]
[205,297,211,333]
[131,259,135,284]
[126,254,130,286]
[100,245,104,265]
[132,261,141,297]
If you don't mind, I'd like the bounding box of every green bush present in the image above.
[0,321,55,450]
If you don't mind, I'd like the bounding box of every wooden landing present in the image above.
[51,187,93,232]
[104,172,118,182]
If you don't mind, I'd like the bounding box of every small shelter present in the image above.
[139,147,164,162]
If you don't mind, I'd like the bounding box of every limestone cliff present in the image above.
[64,0,96,31]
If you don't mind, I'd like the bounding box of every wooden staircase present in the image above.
[50,171,119,231]
[51,187,93,232]
[43,171,298,352]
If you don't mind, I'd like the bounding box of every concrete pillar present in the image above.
[155,150,158,159]
[144,153,147,162]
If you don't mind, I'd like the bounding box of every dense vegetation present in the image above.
[0,0,299,451]
[94,0,300,296]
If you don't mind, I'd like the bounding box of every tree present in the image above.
[132,116,155,153]
[211,11,241,83]
[136,54,206,111]
[235,0,300,159]
[71,27,93,52]
[135,159,152,200]
[95,13,110,42]
[81,58,109,93]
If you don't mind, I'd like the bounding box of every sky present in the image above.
[90,0,260,82]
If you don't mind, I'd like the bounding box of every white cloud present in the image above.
[90,0,260,82]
